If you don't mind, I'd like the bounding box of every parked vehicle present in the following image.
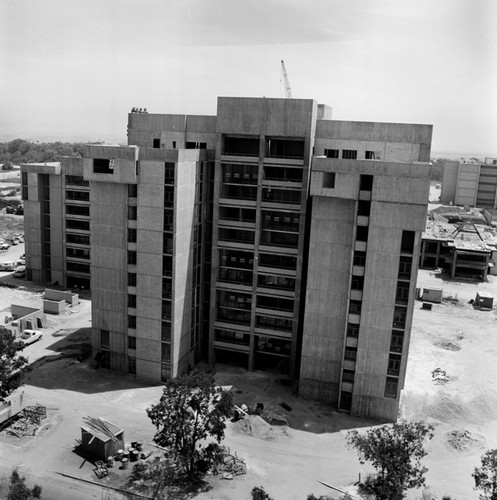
[0,261,17,271]
[13,265,25,278]
[0,243,10,251]
[14,330,43,349]
[15,206,24,215]
[5,206,15,214]
[17,258,25,266]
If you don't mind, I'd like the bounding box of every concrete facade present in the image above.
[21,97,432,420]
[441,158,497,209]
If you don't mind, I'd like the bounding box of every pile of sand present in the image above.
[231,415,279,441]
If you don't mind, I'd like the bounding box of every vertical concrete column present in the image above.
[451,252,457,278]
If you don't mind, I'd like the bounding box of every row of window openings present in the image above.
[218,228,299,248]
[324,150,380,161]
[219,250,296,271]
[218,269,295,290]
[222,164,303,185]
[223,136,305,159]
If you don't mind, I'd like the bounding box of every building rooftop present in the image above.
[423,208,497,252]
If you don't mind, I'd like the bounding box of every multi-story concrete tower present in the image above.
[21,158,91,289]
[21,97,432,421]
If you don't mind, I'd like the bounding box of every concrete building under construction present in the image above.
[21,96,432,421]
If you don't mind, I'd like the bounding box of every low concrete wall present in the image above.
[43,298,66,315]
[5,305,46,335]
[44,289,79,306]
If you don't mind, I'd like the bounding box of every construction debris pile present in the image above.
[432,368,449,385]
[7,405,46,437]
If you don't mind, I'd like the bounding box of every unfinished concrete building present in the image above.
[21,97,432,421]
[441,158,497,208]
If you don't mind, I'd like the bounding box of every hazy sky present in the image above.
[1,0,496,154]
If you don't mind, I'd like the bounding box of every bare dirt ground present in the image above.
[1,267,493,500]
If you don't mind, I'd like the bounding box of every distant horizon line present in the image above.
[0,132,495,159]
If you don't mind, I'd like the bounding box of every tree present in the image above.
[473,449,497,499]
[346,421,434,500]
[0,328,28,404]
[147,372,232,480]
[7,469,42,499]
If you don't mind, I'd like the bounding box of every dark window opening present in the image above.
[324,149,339,159]
[153,138,160,149]
[128,315,136,329]
[393,306,407,329]
[128,356,136,374]
[66,190,90,202]
[351,275,364,290]
[163,256,173,277]
[342,370,355,382]
[349,300,362,315]
[65,175,89,186]
[390,330,404,353]
[101,330,110,349]
[365,151,379,160]
[357,200,371,216]
[128,251,137,265]
[161,323,171,342]
[128,273,137,287]
[360,174,374,191]
[128,184,138,198]
[186,142,207,149]
[266,138,305,159]
[128,294,136,308]
[344,347,357,360]
[66,262,90,274]
[353,251,366,266]
[256,295,293,312]
[67,233,90,245]
[93,158,114,174]
[401,230,415,254]
[356,225,369,242]
[339,391,352,411]
[223,136,260,156]
[322,172,335,188]
[66,204,90,217]
[262,187,301,204]
[396,281,410,304]
[263,166,302,182]
[164,163,175,184]
[128,206,137,220]
[342,150,357,160]
[66,219,90,231]
[218,228,254,244]
[385,377,399,398]
[347,324,359,338]
[387,354,402,376]
[128,336,136,349]
[398,256,412,278]
[259,253,297,270]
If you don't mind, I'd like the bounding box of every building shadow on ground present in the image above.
[23,328,162,395]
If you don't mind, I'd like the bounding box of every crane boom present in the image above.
[280,60,292,98]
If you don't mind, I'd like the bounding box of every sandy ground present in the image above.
[1,267,493,500]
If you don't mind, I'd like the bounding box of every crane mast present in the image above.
[280,60,293,98]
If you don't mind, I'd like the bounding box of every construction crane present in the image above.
[280,60,292,98]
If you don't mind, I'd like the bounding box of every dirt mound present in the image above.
[435,341,461,351]
[446,428,486,453]
[231,415,279,441]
